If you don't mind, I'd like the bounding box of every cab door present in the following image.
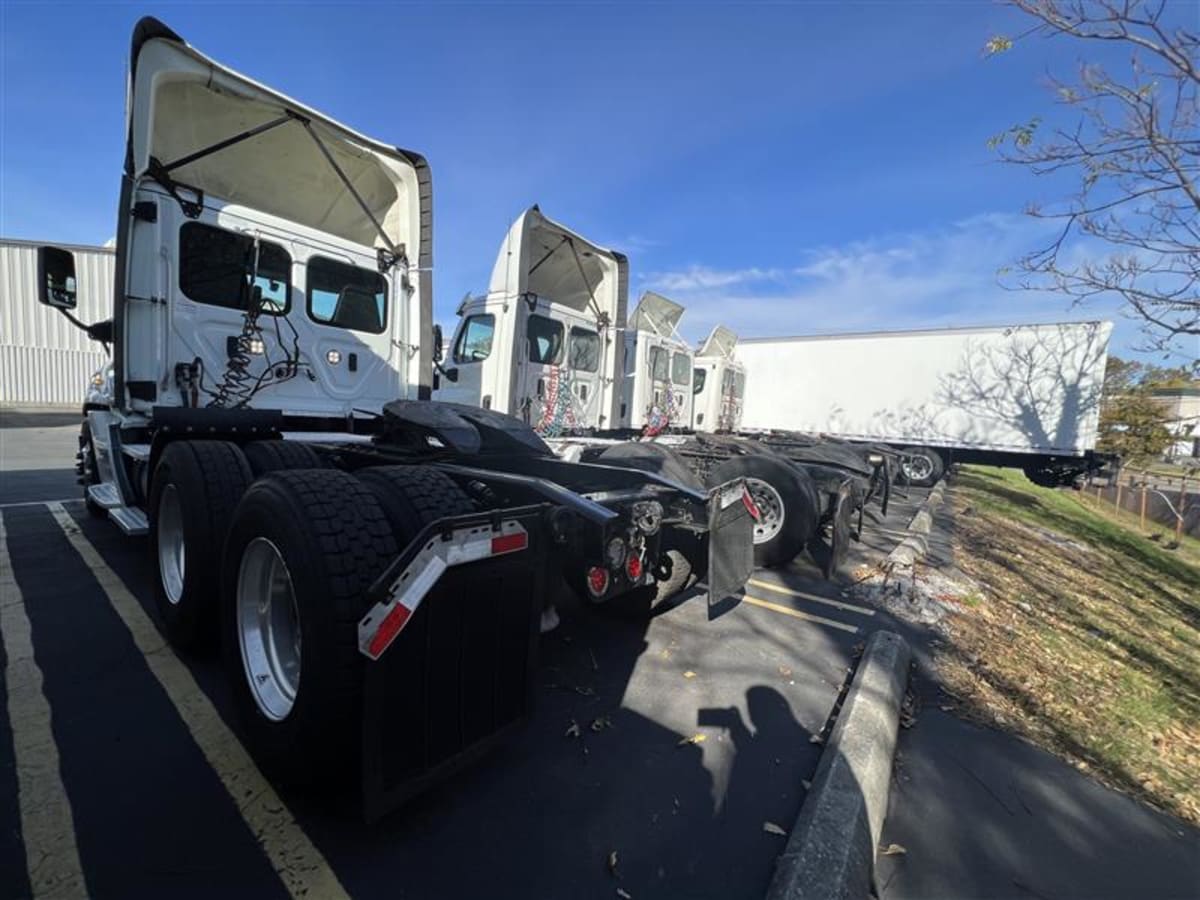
[437,311,497,409]
[517,304,571,433]
[565,324,602,428]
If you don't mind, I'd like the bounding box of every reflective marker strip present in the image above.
[358,520,528,661]
[0,511,89,899]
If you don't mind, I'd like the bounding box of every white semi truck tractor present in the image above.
[39,18,754,818]
[437,208,890,581]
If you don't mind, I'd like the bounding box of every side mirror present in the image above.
[432,323,444,362]
[38,246,77,310]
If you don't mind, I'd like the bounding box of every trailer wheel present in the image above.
[221,469,397,783]
[356,466,475,542]
[899,447,944,487]
[243,440,326,476]
[150,441,253,652]
[595,442,704,490]
[78,421,106,518]
[706,455,818,568]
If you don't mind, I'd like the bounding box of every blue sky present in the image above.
[1,1,1189,361]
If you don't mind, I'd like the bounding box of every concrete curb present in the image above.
[766,630,912,900]
[886,479,946,568]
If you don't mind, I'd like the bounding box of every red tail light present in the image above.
[586,566,609,597]
[626,554,643,582]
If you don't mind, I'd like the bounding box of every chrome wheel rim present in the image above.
[157,484,186,605]
[902,455,933,482]
[236,537,301,722]
[745,477,785,544]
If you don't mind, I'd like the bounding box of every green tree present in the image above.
[986,1,1199,354]
[1097,355,1174,461]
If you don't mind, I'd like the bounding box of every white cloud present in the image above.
[636,213,1134,350]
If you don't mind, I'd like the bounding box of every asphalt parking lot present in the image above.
[0,416,929,900]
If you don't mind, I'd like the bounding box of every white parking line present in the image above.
[747,578,875,616]
[0,498,79,510]
[45,503,350,900]
[0,511,89,899]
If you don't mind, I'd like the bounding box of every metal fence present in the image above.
[1,239,114,407]
[1088,467,1199,540]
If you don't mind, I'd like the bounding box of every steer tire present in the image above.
[221,469,398,787]
[243,440,326,477]
[78,421,106,519]
[595,442,704,490]
[900,446,944,487]
[706,454,818,568]
[356,466,475,544]
[150,441,253,653]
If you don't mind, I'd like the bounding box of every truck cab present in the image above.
[692,325,745,433]
[622,291,695,435]
[437,207,624,435]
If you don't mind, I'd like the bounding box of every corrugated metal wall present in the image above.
[1,239,114,407]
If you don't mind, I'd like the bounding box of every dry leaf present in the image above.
[880,843,907,856]
[809,733,825,745]
[616,890,632,899]
[683,670,697,679]
[778,665,793,677]
[763,821,787,836]
[591,716,613,732]
[677,733,706,747]
[801,779,812,790]
[573,685,596,697]
[607,850,619,874]
[565,720,581,739]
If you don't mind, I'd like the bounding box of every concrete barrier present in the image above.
[766,630,912,900]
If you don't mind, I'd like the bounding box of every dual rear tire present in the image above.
[149,439,471,783]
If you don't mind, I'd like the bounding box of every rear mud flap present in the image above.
[706,478,755,613]
[823,481,855,580]
[360,506,550,821]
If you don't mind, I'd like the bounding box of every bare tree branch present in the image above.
[987,0,1199,353]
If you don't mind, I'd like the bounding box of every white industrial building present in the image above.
[1,238,114,407]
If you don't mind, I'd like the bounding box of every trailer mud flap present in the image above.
[359,506,550,821]
[706,478,755,613]
[823,480,855,580]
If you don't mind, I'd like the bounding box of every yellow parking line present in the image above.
[748,578,875,616]
[45,503,350,900]
[0,511,89,899]
[742,595,860,634]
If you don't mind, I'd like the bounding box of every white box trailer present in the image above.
[737,321,1114,485]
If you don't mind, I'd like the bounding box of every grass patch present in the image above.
[938,466,1200,825]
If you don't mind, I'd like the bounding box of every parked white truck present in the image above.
[438,208,890,578]
[39,17,754,818]
[736,322,1114,486]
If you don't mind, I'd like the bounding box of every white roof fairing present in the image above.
[487,207,626,326]
[698,325,738,360]
[128,25,421,253]
[630,291,685,337]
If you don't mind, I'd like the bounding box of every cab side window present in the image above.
[527,315,564,364]
[179,222,291,314]
[307,256,387,334]
[648,346,669,381]
[671,352,691,386]
[454,314,496,363]
[693,368,707,395]
[569,327,600,372]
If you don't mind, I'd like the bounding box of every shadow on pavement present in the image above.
[0,408,82,429]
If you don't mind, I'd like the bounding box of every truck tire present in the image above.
[78,421,106,518]
[595,442,704,490]
[706,454,818,568]
[356,466,475,542]
[243,440,326,476]
[221,469,397,785]
[899,446,944,487]
[150,441,253,652]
